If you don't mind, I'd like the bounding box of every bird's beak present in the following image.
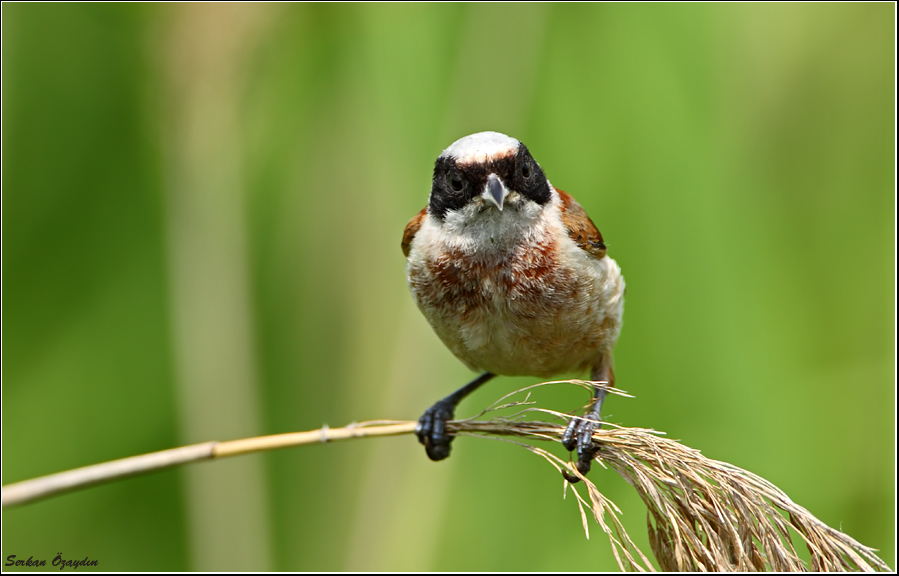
[482,173,509,211]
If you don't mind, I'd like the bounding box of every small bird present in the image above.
[401,131,625,479]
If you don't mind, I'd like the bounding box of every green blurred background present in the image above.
[2,3,894,571]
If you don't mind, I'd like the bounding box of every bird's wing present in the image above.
[556,188,607,259]
[401,207,428,257]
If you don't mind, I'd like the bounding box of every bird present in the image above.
[401,131,625,480]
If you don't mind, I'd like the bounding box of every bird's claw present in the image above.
[561,455,597,483]
[415,399,456,461]
[561,409,603,483]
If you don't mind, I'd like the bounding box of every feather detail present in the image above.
[401,207,427,257]
[556,188,607,259]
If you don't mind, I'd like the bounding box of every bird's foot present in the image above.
[561,403,604,483]
[415,399,456,461]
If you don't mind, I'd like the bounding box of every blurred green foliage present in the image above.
[2,3,894,571]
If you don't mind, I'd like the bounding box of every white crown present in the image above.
[440,131,520,164]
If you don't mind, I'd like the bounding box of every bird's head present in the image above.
[428,132,553,229]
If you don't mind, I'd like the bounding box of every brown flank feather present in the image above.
[401,207,427,257]
[557,188,607,259]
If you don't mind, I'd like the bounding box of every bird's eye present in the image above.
[521,162,531,179]
[450,176,464,191]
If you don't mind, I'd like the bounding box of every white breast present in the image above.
[406,191,625,378]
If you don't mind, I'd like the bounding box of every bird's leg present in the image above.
[561,360,613,482]
[416,371,496,461]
